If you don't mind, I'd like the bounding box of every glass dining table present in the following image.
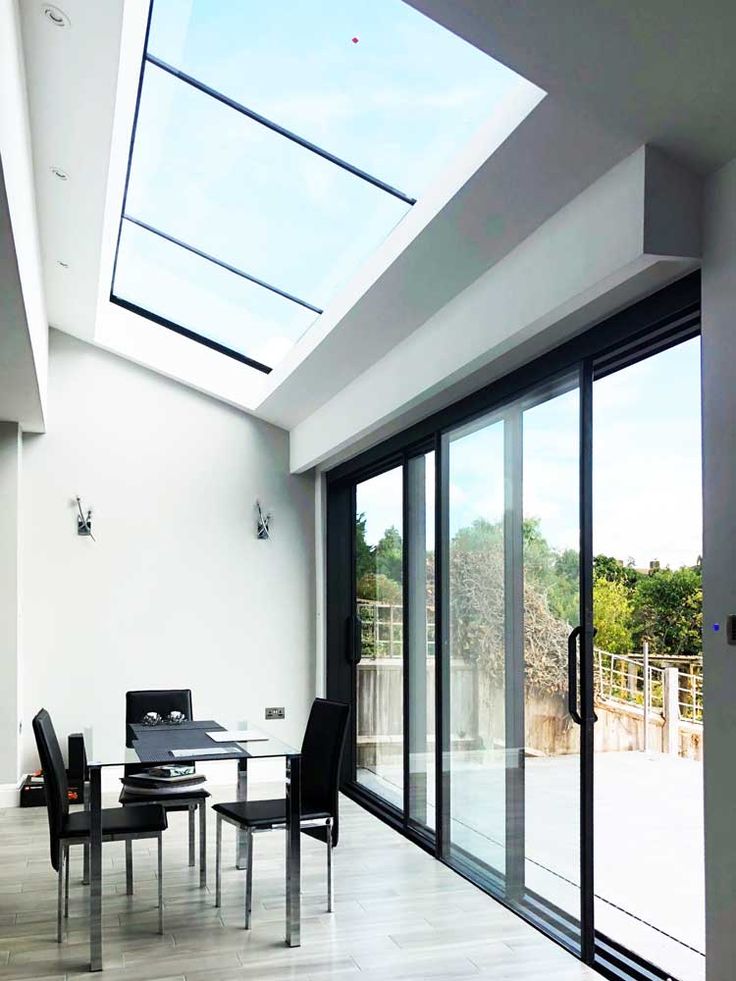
[83,720,302,971]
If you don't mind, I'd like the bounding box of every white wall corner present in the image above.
[643,145,702,260]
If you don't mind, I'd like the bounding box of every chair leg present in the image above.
[64,843,70,919]
[326,819,333,913]
[188,805,196,867]
[56,844,64,943]
[125,838,134,895]
[244,830,253,930]
[157,833,164,935]
[198,800,207,888]
[215,814,222,908]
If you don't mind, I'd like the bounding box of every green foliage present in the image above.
[631,566,703,657]
[357,572,403,605]
[375,525,403,582]
[593,577,633,655]
[356,509,703,670]
[355,512,373,583]
[355,515,404,585]
[594,554,642,590]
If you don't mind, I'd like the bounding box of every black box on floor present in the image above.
[19,774,46,807]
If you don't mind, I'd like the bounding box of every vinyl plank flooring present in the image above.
[0,787,597,980]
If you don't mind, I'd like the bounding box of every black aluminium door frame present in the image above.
[325,272,701,971]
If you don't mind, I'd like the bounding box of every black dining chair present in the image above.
[121,689,210,891]
[213,698,350,928]
[32,708,168,941]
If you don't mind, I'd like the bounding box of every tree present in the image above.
[593,577,633,655]
[632,566,702,658]
[355,512,374,583]
[594,554,641,590]
[375,525,403,583]
[356,572,402,605]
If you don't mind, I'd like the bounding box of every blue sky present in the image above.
[359,339,702,570]
[115,0,532,367]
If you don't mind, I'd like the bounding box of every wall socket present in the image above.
[265,706,285,720]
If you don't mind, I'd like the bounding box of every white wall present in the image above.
[20,330,315,783]
[0,0,48,433]
[701,155,736,981]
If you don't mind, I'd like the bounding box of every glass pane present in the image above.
[148,0,532,196]
[407,451,436,833]
[355,466,404,810]
[444,375,582,953]
[593,338,704,981]
[125,62,410,310]
[521,383,581,937]
[446,416,507,876]
[114,219,317,367]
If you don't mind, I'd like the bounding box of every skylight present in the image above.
[111,0,535,373]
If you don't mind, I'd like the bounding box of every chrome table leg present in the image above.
[236,758,248,869]
[82,779,90,885]
[215,814,222,908]
[125,839,133,895]
[158,832,164,935]
[198,799,207,888]
[188,805,195,867]
[285,754,301,947]
[89,764,103,971]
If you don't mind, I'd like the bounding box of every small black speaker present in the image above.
[67,732,88,781]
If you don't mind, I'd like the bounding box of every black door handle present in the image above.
[567,626,582,724]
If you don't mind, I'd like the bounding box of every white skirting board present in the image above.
[0,780,23,809]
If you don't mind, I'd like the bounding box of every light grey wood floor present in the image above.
[0,786,597,980]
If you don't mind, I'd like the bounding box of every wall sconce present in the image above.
[76,496,95,540]
[256,500,272,540]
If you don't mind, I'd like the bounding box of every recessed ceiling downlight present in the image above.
[42,5,70,28]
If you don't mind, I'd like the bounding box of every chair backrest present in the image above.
[301,698,350,845]
[32,709,69,871]
[124,689,194,777]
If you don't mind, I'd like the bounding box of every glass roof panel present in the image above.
[147,0,526,196]
[115,219,318,368]
[124,61,410,308]
[112,0,539,371]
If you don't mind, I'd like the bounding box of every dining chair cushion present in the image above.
[118,787,210,806]
[213,798,331,829]
[63,804,168,839]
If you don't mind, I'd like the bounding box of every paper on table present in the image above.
[170,747,232,757]
[206,730,268,743]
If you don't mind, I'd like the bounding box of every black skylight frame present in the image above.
[109,1,417,373]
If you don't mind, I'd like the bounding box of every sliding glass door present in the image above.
[328,276,701,981]
[443,374,588,953]
[354,465,405,809]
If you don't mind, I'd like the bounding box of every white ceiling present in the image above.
[12,0,736,439]
[408,0,736,175]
